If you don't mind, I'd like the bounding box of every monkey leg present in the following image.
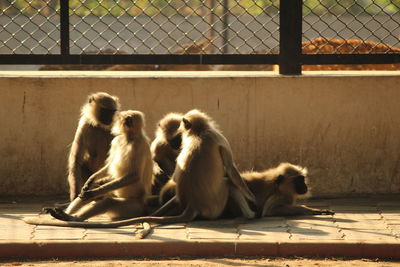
[65,197,91,215]
[45,207,80,221]
[54,202,71,209]
[105,197,146,220]
[67,197,145,221]
[146,195,159,205]
[150,195,182,216]
[229,185,256,219]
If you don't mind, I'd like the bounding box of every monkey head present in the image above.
[113,110,145,137]
[181,109,218,135]
[157,113,183,150]
[84,92,120,128]
[275,163,309,197]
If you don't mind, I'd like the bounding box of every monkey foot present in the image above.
[322,209,335,215]
[313,209,335,215]
[42,207,55,214]
[45,207,77,221]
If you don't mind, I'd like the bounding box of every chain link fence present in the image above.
[303,0,400,54]
[0,0,399,70]
[0,0,281,55]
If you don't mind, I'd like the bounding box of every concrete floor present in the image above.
[0,196,399,260]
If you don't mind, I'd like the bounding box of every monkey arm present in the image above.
[67,125,87,200]
[219,146,256,203]
[68,124,87,173]
[94,176,114,186]
[81,164,110,191]
[268,205,335,216]
[80,172,140,199]
[228,185,255,219]
[81,142,149,199]
[157,158,175,177]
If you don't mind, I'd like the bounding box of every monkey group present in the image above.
[24,92,334,231]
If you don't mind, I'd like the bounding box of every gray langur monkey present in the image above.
[150,112,183,195]
[67,92,120,201]
[27,110,153,225]
[239,163,335,217]
[24,109,256,228]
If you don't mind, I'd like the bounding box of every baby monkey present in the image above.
[238,163,334,217]
[151,112,183,194]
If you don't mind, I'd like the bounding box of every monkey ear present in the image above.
[276,175,285,185]
[88,96,95,103]
[183,118,192,130]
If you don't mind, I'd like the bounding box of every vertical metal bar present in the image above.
[60,0,70,55]
[279,0,302,75]
[222,0,229,54]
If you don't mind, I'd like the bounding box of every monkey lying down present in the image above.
[159,162,335,218]
[226,162,334,217]
[24,111,333,231]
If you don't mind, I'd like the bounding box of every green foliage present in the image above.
[0,0,399,16]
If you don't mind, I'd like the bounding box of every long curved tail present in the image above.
[23,206,197,228]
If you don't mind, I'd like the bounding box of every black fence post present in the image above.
[279,0,302,75]
[60,0,70,55]
[222,0,229,54]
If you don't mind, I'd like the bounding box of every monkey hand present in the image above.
[82,179,95,191]
[321,209,335,215]
[313,209,335,215]
[81,184,90,191]
[79,189,98,200]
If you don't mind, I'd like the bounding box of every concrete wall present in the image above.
[1,71,399,197]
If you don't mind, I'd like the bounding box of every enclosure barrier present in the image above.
[0,0,399,74]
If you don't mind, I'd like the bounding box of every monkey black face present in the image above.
[168,133,182,150]
[124,116,133,128]
[182,118,192,130]
[294,175,308,195]
[98,107,116,125]
[276,174,308,195]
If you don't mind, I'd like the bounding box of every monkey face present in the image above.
[182,118,192,130]
[98,107,116,126]
[118,111,144,133]
[276,174,308,196]
[123,115,142,130]
[168,133,182,150]
[294,175,308,195]
[124,116,133,128]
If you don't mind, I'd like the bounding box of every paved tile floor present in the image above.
[0,196,399,259]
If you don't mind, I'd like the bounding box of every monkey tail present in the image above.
[23,206,197,228]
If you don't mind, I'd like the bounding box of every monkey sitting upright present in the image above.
[43,110,154,222]
[24,109,255,228]
[238,163,334,217]
[150,112,183,195]
[67,92,120,201]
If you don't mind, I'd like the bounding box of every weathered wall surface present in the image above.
[0,71,399,197]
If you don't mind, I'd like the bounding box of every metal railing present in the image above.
[0,0,399,74]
